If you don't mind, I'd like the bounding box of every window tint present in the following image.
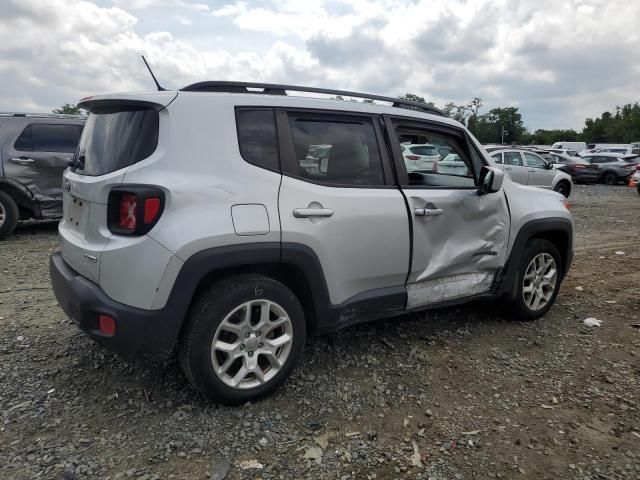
[287,116,384,186]
[236,109,278,170]
[76,107,158,176]
[523,152,547,169]
[393,123,476,188]
[14,124,82,153]
[504,151,523,166]
[491,152,503,163]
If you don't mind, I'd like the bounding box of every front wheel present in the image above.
[553,180,571,198]
[504,239,562,321]
[179,274,306,405]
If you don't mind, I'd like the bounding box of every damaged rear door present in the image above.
[385,116,510,309]
[3,120,83,218]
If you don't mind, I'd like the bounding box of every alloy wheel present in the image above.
[522,253,558,311]
[211,299,293,389]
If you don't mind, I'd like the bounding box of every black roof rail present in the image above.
[180,81,445,116]
[0,112,84,120]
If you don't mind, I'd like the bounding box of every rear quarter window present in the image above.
[235,108,279,171]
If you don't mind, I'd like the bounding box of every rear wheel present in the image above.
[504,239,562,321]
[602,171,617,185]
[0,191,19,240]
[553,180,571,197]
[179,274,306,405]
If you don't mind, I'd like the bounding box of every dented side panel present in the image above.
[405,188,510,307]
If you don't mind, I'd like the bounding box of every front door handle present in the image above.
[528,168,536,172]
[293,208,334,218]
[10,157,35,164]
[415,208,443,217]
[504,166,512,170]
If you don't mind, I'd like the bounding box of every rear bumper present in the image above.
[50,251,177,355]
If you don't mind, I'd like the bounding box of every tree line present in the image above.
[400,94,640,145]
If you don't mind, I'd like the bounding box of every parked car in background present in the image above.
[489,148,573,197]
[433,153,470,176]
[551,141,587,153]
[579,153,638,185]
[401,143,441,172]
[596,146,633,155]
[0,113,85,239]
[550,152,599,183]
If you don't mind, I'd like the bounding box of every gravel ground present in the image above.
[1,184,639,480]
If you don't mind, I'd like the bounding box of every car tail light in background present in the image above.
[431,162,438,173]
[623,164,633,169]
[406,155,420,161]
[108,186,165,235]
[574,164,586,169]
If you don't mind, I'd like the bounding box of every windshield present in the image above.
[74,106,159,176]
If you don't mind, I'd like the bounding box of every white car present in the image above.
[401,143,440,172]
[489,148,573,197]
[49,81,574,404]
[434,153,471,176]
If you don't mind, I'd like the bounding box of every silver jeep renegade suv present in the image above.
[50,82,573,405]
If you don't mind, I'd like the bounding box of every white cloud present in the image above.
[0,0,638,129]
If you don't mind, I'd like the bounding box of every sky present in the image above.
[1,0,638,131]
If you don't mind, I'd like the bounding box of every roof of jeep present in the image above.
[78,90,465,130]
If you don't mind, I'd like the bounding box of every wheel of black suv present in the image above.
[179,274,306,405]
[602,172,617,185]
[0,191,19,240]
[553,180,571,198]
[505,239,562,321]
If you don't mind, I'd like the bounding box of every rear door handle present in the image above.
[10,157,35,164]
[504,166,512,170]
[293,208,334,218]
[415,208,443,217]
[528,168,536,172]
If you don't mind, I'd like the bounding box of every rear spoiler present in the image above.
[77,92,178,112]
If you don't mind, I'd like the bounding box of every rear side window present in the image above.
[523,152,547,169]
[76,107,158,176]
[410,145,438,156]
[14,124,82,153]
[491,152,503,163]
[504,151,523,166]
[236,109,278,171]
[287,116,384,186]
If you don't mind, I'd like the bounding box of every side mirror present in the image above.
[478,166,504,195]
[545,161,553,170]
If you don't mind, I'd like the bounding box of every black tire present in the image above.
[178,274,306,405]
[0,191,19,240]
[553,180,571,197]
[602,171,617,185]
[504,239,562,321]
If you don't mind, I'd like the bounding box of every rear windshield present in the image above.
[75,106,159,176]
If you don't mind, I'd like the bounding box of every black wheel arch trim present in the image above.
[0,178,40,217]
[493,217,573,298]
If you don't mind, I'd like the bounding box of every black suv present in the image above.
[0,113,84,238]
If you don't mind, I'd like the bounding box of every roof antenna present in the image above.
[141,55,166,91]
